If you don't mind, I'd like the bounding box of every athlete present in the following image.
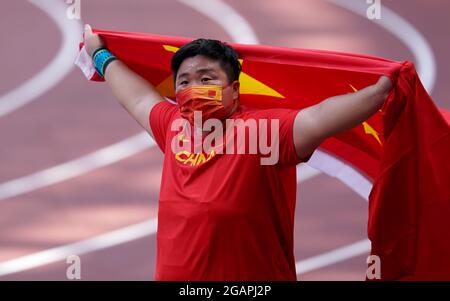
[83,24,392,280]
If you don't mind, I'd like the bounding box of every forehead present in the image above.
[177,55,224,77]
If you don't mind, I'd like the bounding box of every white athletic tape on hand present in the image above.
[74,46,96,80]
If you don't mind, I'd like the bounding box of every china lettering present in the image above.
[175,150,216,166]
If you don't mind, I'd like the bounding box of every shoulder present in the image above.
[150,98,179,120]
[152,97,178,111]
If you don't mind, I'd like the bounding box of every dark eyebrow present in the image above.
[195,68,216,75]
[177,72,190,80]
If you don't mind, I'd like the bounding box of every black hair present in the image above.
[171,38,242,84]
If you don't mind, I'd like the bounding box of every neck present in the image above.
[227,99,240,118]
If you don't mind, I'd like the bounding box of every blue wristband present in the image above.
[93,48,117,78]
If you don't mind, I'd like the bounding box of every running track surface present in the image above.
[0,0,449,280]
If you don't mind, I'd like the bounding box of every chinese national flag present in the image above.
[78,29,450,280]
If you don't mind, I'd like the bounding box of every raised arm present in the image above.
[293,75,393,159]
[83,24,164,137]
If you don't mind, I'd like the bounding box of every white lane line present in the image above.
[0,0,83,117]
[328,0,436,94]
[177,0,259,44]
[296,239,370,275]
[0,132,154,201]
[0,219,157,277]
[297,162,321,181]
[307,150,372,200]
[0,165,318,277]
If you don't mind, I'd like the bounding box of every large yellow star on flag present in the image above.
[349,84,382,146]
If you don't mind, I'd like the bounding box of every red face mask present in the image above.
[176,85,232,125]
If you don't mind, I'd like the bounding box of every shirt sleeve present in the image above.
[276,108,307,166]
[149,100,179,153]
[255,108,311,167]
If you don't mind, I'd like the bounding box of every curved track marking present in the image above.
[328,0,436,93]
[296,239,370,275]
[177,0,259,44]
[0,220,158,277]
[0,0,83,117]
[0,132,154,201]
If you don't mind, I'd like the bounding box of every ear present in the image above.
[231,81,240,100]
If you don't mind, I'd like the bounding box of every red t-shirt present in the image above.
[150,100,306,280]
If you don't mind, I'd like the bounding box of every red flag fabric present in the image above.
[79,29,450,280]
[369,62,450,280]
